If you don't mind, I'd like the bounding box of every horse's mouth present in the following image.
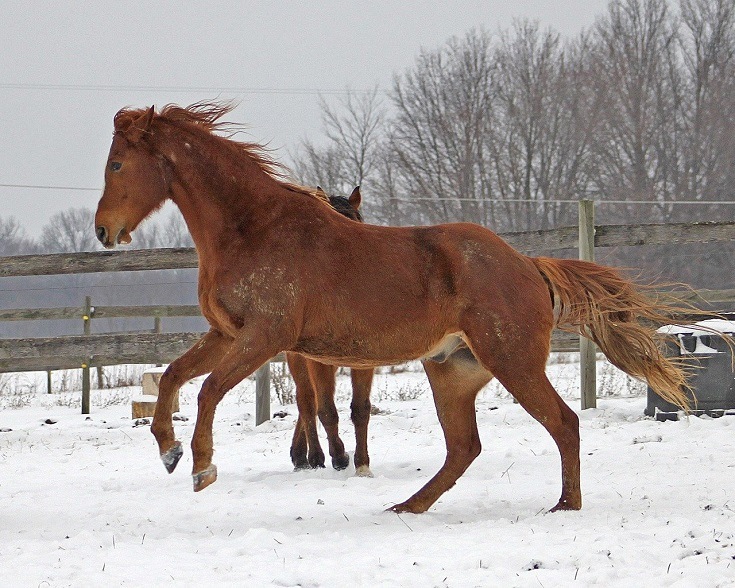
[117,228,132,245]
[101,227,132,249]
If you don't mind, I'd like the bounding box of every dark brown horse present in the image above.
[288,186,375,475]
[95,102,692,514]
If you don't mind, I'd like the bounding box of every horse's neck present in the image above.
[164,137,275,256]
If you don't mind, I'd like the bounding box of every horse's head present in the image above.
[95,106,170,248]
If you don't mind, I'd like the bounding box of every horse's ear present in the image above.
[315,186,327,199]
[349,186,362,209]
[126,106,155,143]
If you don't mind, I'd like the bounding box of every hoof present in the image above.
[307,453,326,469]
[161,442,183,474]
[192,464,218,492]
[293,463,325,472]
[549,498,581,512]
[386,500,425,514]
[332,453,350,471]
[355,465,374,478]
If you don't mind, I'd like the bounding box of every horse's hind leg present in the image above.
[389,349,492,514]
[287,353,325,469]
[465,323,581,512]
[310,361,350,470]
[499,369,580,511]
[350,368,374,476]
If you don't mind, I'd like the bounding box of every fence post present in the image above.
[255,360,271,426]
[578,200,597,409]
[47,371,52,394]
[81,296,92,414]
[154,316,163,367]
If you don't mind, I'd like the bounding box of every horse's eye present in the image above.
[110,161,122,172]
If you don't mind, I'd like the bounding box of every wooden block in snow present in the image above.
[132,395,159,419]
[142,369,165,396]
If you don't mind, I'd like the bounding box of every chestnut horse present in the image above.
[288,186,375,475]
[95,102,691,514]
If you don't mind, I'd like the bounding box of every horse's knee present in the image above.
[318,404,339,427]
[350,397,371,425]
[159,365,183,392]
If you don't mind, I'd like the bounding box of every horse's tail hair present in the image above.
[531,256,692,411]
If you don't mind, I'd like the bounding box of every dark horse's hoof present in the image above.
[332,453,350,471]
[293,463,325,471]
[161,441,183,474]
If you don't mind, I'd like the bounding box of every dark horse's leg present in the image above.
[310,361,350,470]
[389,348,492,514]
[151,330,233,474]
[350,368,374,476]
[287,352,326,469]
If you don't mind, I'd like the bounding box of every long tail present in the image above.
[531,256,692,411]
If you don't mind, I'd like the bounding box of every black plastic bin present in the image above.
[645,329,735,421]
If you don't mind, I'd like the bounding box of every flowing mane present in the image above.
[114,101,327,203]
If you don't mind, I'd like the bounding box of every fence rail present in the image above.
[1,213,734,418]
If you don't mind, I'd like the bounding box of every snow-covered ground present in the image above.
[1,359,734,587]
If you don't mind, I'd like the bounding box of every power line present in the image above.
[3,182,735,207]
[2,182,734,206]
[0,183,101,192]
[0,82,367,96]
[382,197,735,205]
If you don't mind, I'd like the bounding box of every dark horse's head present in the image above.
[317,186,363,222]
[95,106,171,249]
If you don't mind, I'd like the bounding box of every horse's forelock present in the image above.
[113,108,141,134]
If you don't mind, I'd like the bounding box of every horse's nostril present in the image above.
[96,226,107,244]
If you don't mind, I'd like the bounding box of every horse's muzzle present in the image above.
[95,226,108,246]
[95,225,131,248]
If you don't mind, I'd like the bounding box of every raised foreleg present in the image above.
[190,323,292,492]
[151,329,233,474]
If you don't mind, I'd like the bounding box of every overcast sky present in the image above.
[1,1,611,237]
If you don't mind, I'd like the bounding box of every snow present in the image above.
[2,361,735,587]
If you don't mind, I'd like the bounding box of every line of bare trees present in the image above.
[2,0,732,288]
[293,0,735,233]
[0,208,193,256]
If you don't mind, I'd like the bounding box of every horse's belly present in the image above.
[292,331,466,368]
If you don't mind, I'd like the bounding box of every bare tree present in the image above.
[40,207,99,253]
[0,216,37,255]
[291,86,386,221]
[161,210,194,247]
[487,21,602,231]
[588,0,681,222]
[678,0,735,207]
[389,29,495,225]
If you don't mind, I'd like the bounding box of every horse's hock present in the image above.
[131,368,179,418]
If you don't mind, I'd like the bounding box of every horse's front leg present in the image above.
[191,326,290,492]
[151,329,233,474]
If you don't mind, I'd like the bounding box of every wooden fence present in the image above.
[1,206,734,418]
